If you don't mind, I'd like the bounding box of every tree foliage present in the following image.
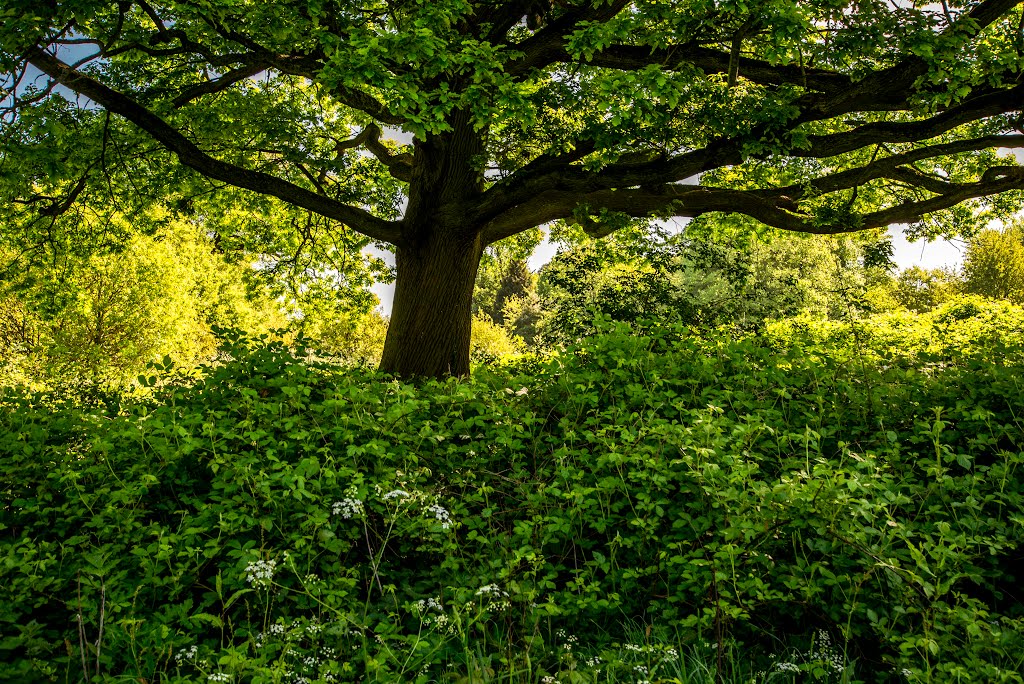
[963,223,1024,302]
[0,216,286,388]
[4,0,1024,375]
[890,265,964,312]
[532,228,890,344]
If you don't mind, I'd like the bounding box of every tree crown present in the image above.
[2,0,1024,258]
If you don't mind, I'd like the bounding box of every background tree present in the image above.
[533,226,887,344]
[4,0,1024,377]
[890,265,964,312]
[0,216,286,388]
[962,223,1024,302]
[472,227,542,324]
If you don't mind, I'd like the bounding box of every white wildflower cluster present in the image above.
[253,621,291,649]
[413,597,443,614]
[382,489,412,501]
[305,619,323,636]
[424,611,455,634]
[244,559,277,589]
[756,630,846,683]
[504,386,529,396]
[809,630,845,673]
[622,641,677,662]
[331,496,363,519]
[557,629,579,652]
[425,502,453,529]
[174,644,198,665]
[208,673,231,683]
[541,677,561,684]
[474,583,510,611]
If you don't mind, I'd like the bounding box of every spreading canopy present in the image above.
[3,0,1024,375]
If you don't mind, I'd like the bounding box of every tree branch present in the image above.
[492,0,1024,213]
[333,124,413,182]
[477,76,1024,228]
[507,0,632,74]
[25,48,404,246]
[766,135,1024,199]
[112,25,406,125]
[510,40,855,93]
[796,84,1024,158]
[482,163,1024,243]
[171,62,268,108]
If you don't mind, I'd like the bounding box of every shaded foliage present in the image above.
[3,305,1023,682]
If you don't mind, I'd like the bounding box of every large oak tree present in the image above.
[3,0,1024,377]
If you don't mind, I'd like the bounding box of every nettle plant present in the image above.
[2,311,1024,683]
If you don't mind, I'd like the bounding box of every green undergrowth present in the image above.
[2,302,1024,683]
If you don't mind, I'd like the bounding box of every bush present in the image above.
[2,314,1023,683]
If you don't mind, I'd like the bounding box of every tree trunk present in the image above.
[378,227,483,378]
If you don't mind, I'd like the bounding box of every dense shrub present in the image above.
[2,312,1023,683]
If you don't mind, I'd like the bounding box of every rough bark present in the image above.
[378,227,483,378]
[377,111,488,378]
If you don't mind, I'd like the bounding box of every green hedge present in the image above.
[2,311,1023,683]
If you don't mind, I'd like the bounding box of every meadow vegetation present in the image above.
[3,292,1023,683]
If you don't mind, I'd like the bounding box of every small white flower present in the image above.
[475,584,508,597]
[331,497,363,519]
[425,503,453,529]
[414,597,443,613]
[383,489,412,501]
[244,559,277,589]
[174,644,198,664]
[515,386,529,396]
[208,673,231,683]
